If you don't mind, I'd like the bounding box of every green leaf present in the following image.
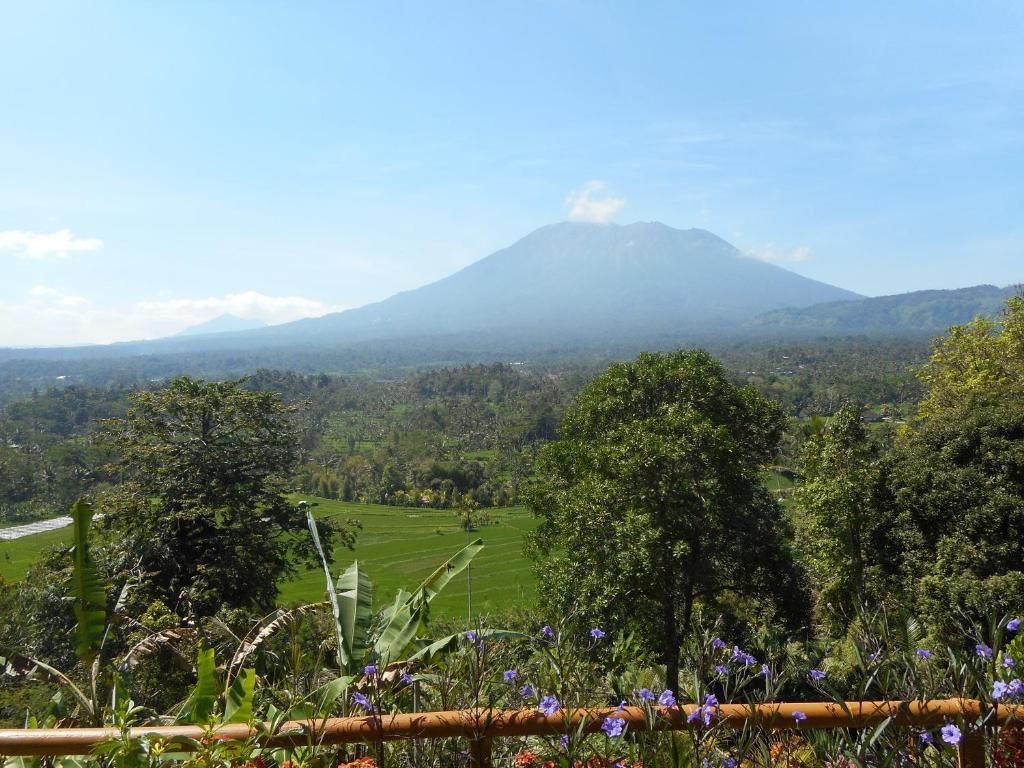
[336,561,374,665]
[373,542,484,663]
[306,508,348,671]
[408,539,484,610]
[222,668,255,724]
[408,629,529,664]
[176,646,219,724]
[69,500,107,664]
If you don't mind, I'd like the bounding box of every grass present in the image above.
[0,499,539,619]
[285,499,538,618]
[0,525,73,582]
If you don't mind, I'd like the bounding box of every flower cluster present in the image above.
[686,693,719,727]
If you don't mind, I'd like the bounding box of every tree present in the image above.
[793,405,898,633]
[916,294,1024,419]
[526,350,805,692]
[886,295,1024,637]
[100,377,338,617]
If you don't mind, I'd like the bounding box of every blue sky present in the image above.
[1,1,1022,345]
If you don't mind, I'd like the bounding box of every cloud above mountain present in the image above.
[565,181,625,223]
[0,229,103,260]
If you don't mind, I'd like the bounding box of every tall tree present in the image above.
[527,350,805,692]
[793,405,898,633]
[100,377,336,617]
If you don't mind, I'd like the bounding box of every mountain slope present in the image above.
[747,284,1017,333]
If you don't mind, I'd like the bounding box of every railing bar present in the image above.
[0,700,1020,757]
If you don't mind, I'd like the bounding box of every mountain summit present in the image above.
[263,221,860,345]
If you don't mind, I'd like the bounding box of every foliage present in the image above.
[97,377,344,617]
[889,395,1024,639]
[527,350,807,693]
[792,405,898,632]
[916,294,1024,419]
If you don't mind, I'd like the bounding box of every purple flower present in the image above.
[730,646,757,666]
[715,665,729,677]
[1009,679,1024,698]
[541,625,554,639]
[687,707,701,725]
[638,688,656,702]
[919,730,934,745]
[792,710,807,723]
[711,637,727,650]
[916,649,933,659]
[538,695,559,717]
[869,648,882,662]
[590,627,606,640]
[559,735,569,750]
[810,669,826,681]
[352,692,374,712]
[723,759,737,768]
[1008,618,1021,632]
[363,664,378,676]
[601,715,625,737]
[520,684,534,698]
[465,630,478,642]
[1004,655,1016,669]
[941,724,962,746]
[658,689,676,707]
[759,663,771,678]
[993,681,1009,700]
[503,669,518,683]
[400,672,414,685]
[976,643,993,658]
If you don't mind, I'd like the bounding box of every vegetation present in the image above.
[2,297,1024,768]
[527,350,804,694]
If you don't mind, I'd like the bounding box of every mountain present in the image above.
[173,314,268,337]
[748,284,1017,334]
[250,221,861,346]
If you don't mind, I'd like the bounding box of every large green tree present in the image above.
[885,296,1024,637]
[527,350,806,691]
[100,377,333,617]
[889,395,1024,638]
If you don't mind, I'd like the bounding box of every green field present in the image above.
[0,499,539,619]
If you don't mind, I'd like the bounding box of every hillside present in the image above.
[748,284,1017,334]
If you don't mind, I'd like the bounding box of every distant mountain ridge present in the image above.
[0,223,1017,369]
[747,284,1018,334]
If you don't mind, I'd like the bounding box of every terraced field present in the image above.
[0,499,539,619]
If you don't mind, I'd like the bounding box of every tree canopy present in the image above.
[99,377,334,617]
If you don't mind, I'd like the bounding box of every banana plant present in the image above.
[0,499,128,725]
[293,508,497,704]
[176,646,256,725]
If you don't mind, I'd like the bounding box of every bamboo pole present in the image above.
[0,700,1019,757]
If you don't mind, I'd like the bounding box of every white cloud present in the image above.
[746,244,812,264]
[0,288,341,347]
[565,180,625,223]
[0,229,103,260]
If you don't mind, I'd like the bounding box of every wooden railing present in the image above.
[0,700,1019,767]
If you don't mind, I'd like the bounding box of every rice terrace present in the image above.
[3,3,1024,767]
